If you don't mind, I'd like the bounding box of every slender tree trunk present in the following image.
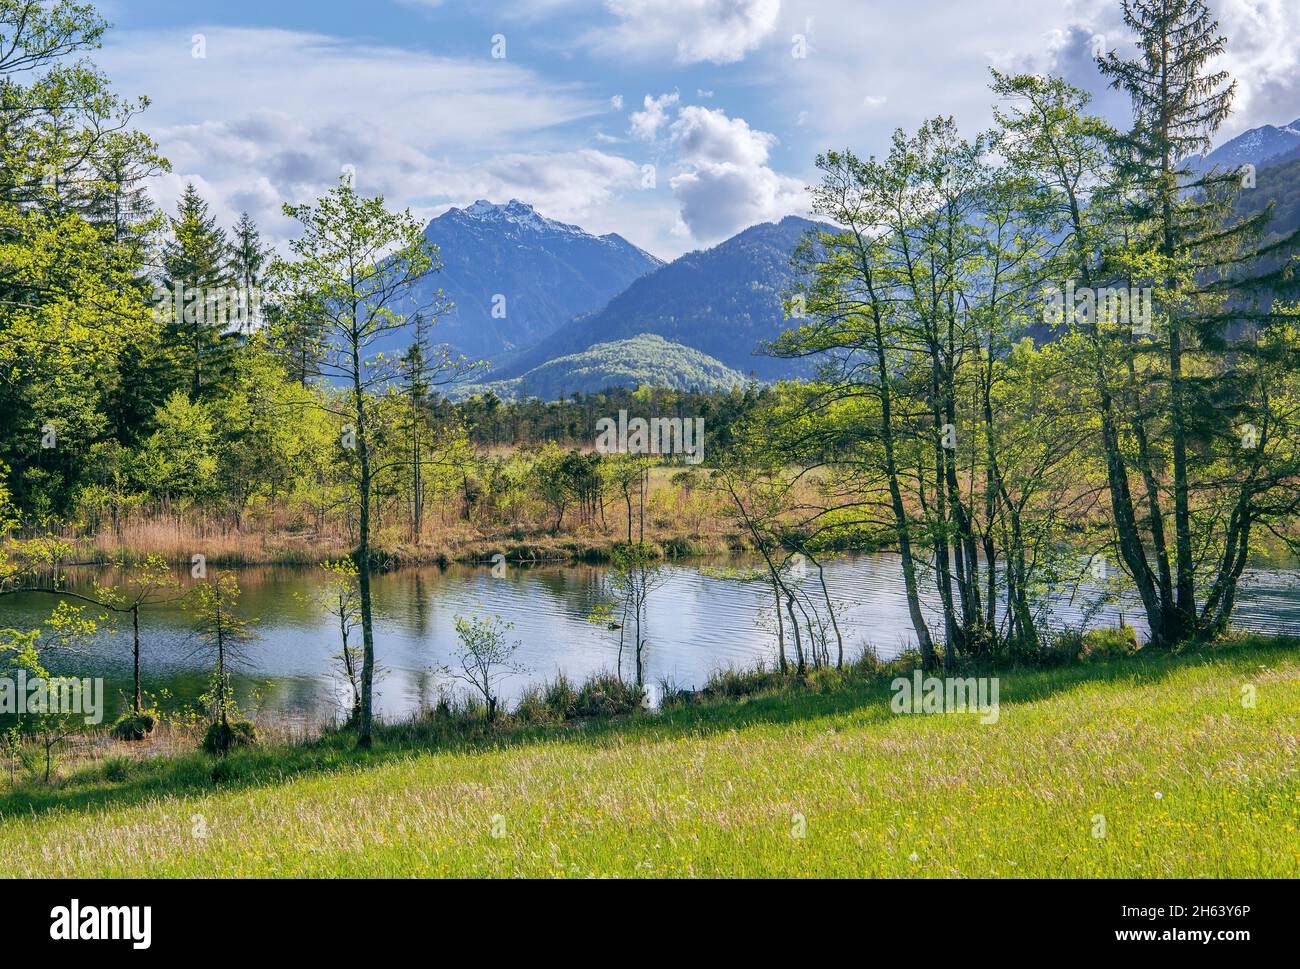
[132,604,141,715]
[785,593,805,675]
[352,340,377,749]
[811,556,844,668]
[867,302,935,666]
[773,582,787,674]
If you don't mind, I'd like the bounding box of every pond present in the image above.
[2,553,1297,724]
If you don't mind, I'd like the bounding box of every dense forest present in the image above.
[2,0,1299,758]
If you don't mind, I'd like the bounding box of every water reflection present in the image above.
[0,554,1295,723]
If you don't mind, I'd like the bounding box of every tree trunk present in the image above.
[352,344,377,749]
[132,604,141,716]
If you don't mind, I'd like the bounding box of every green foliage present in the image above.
[1080,625,1141,660]
[0,599,99,782]
[110,712,156,741]
[573,674,645,718]
[190,574,258,735]
[447,613,526,722]
[202,718,257,755]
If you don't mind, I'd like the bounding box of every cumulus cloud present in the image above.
[629,92,681,141]
[670,106,778,168]
[629,96,807,243]
[1029,1,1300,135]
[586,0,782,64]
[772,0,1300,163]
[1204,0,1300,135]
[671,163,806,240]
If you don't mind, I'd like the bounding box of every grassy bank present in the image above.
[1,634,1296,877]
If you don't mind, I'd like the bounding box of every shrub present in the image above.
[701,664,783,700]
[203,719,257,755]
[513,686,560,725]
[110,712,156,742]
[657,676,695,709]
[1081,624,1140,660]
[853,645,885,676]
[574,675,645,718]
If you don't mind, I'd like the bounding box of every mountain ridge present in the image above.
[393,199,662,361]
[1191,117,1300,174]
[492,214,828,382]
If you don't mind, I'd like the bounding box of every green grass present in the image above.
[1,636,1297,877]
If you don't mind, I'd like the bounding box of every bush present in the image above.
[574,675,645,718]
[110,712,156,742]
[657,676,695,709]
[515,673,644,723]
[1080,624,1140,660]
[203,719,257,755]
[701,664,783,700]
[852,646,885,676]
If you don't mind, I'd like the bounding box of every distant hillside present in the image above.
[389,200,661,361]
[455,334,746,401]
[494,216,828,382]
[1236,152,1300,239]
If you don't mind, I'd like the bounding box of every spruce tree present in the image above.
[161,184,235,399]
[1097,0,1300,642]
[230,212,268,334]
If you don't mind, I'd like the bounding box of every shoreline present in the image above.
[65,530,757,570]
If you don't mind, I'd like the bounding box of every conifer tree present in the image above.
[161,184,235,399]
[231,212,268,335]
[1097,0,1300,642]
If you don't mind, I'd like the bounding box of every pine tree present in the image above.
[161,184,235,399]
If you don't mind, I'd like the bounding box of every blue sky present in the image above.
[93,0,1300,259]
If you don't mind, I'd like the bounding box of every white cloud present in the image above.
[97,27,633,249]
[671,162,806,240]
[633,99,808,242]
[629,92,681,141]
[437,149,644,218]
[770,0,1300,165]
[586,0,782,64]
[103,28,597,147]
[1206,0,1300,135]
[670,105,777,168]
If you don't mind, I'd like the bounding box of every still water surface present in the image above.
[2,554,1296,722]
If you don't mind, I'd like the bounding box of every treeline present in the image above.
[5,0,1300,752]
[454,384,768,450]
[717,0,1300,670]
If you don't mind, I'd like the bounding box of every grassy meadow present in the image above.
[1,635,1296,878]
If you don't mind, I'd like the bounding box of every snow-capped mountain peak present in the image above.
[1195,116,1300,173]
[454,198,587,238]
